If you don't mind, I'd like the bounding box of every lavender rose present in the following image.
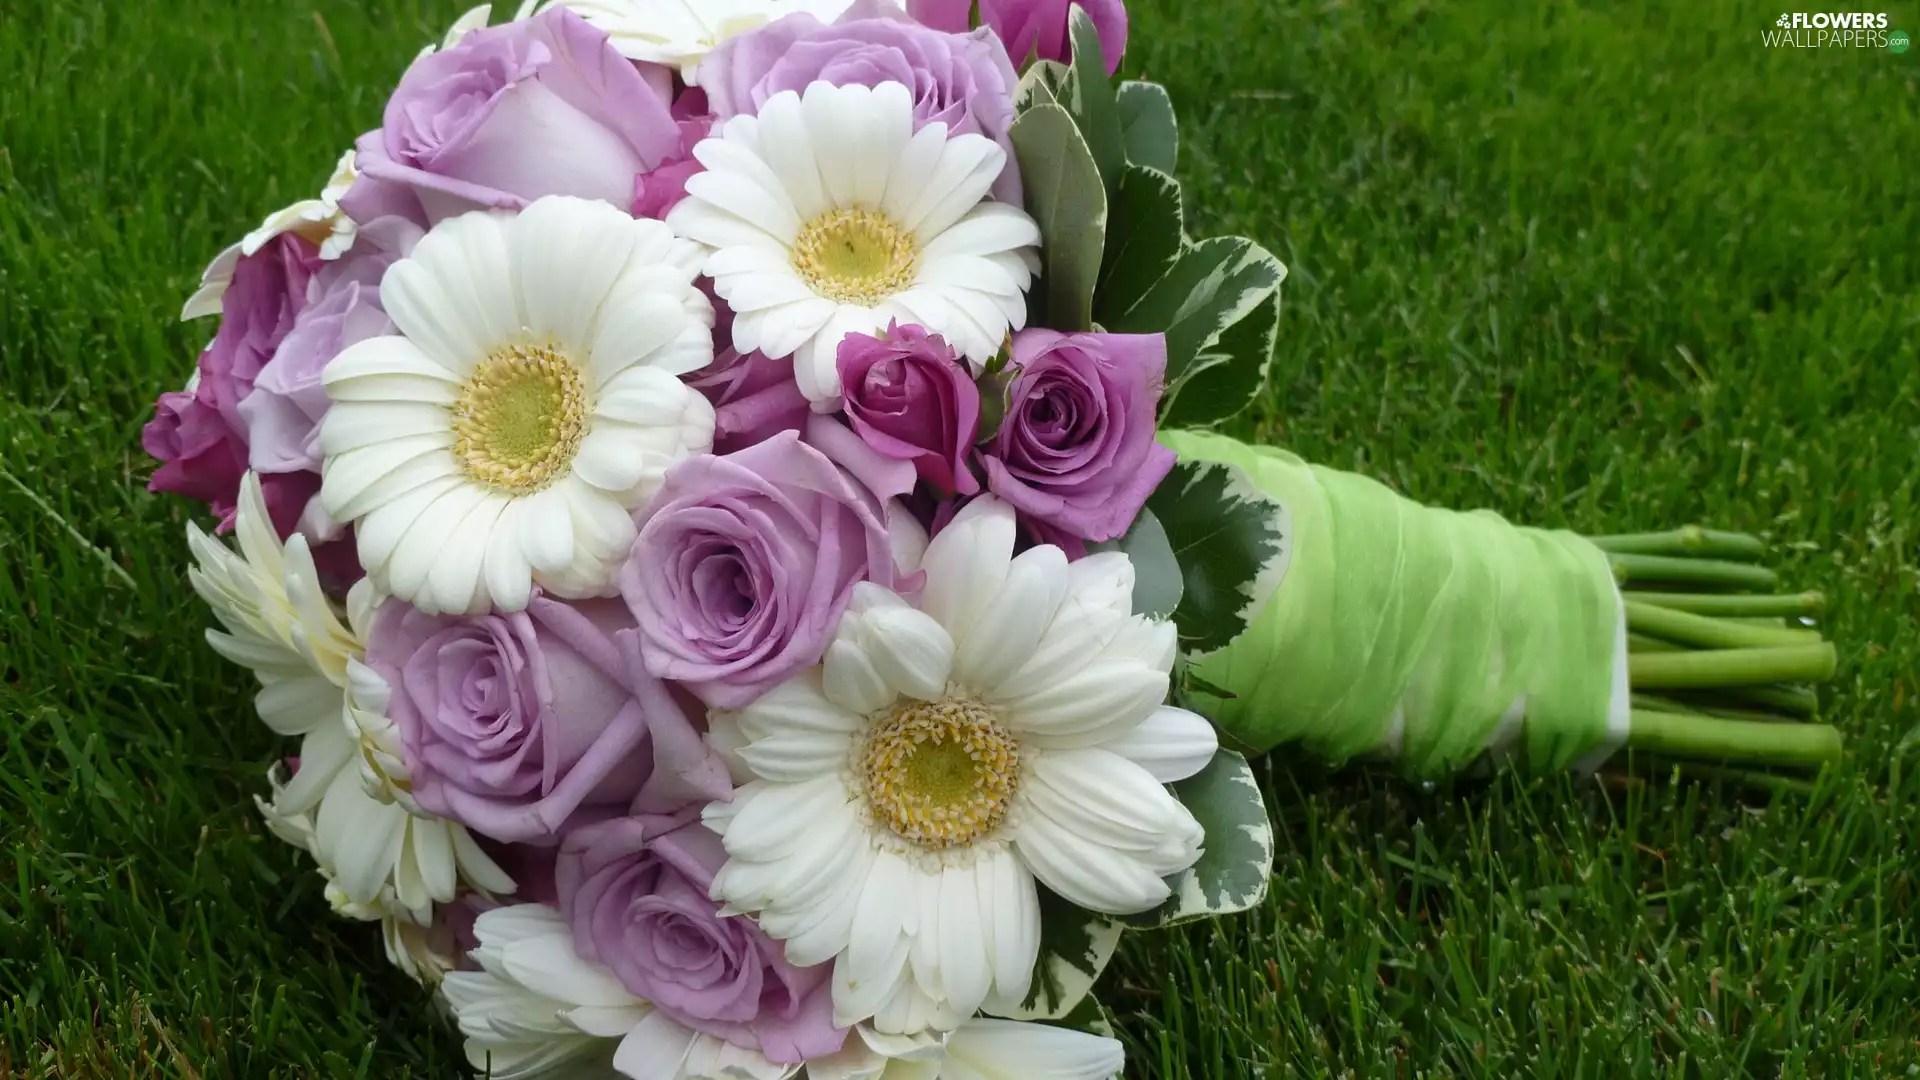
[341,6,681,227]
[144,232,320,533]
[239,235,401,475]
[701,0,1023,201]
[981,329,1175,543]
[556,815,844,1064]
[368,596,731,845]
[620,430,911,709]
[837,324,981,496]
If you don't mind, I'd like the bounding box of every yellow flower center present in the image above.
[791,208,920,307]
[451,344,589,496]
[860,696,1020,850]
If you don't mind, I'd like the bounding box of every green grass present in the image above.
[3,0,1917,1075]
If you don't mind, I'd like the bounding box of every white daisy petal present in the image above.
[668,81,1038,406]
[320,197,714,613]
[945,1019,1126,1080]
[1102,706,1221,783]
[952,545,1069,694]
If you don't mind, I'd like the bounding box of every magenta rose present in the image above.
[912,0,1129,74]
[837,324,981,496]
[144,232,320,533]
[620,430,907,709]
[686,347,811,455]
[980,329,1175,543]
[368,596,732,845]
[701,0,1022,201]
[557,815,844,1064]
[341,6,680,227]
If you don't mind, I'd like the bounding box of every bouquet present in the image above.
[144,0,1847,1076]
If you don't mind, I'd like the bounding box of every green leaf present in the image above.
[1060,6,1125,190]
[1115,80,1178,173]
[1160,288,1280,428]
[1015,59,1069,113]
[1010,103,1108,332]
[1127,750,1275,927]
[1047,994,1118,1039]
[1107,236,1286,423]
[1088,506,1182,618]
[1094,165,1184,325]
[1144,457,1290,655]
[995,889,1124,1021]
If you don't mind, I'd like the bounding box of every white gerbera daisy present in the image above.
[666,80,1041,404]
[440,905,794,1080]
[704,498,1218,1034]
[546,0,855,80]
[183,148,360,320]
[809,1020,1124,1080]
[319,195,717,617]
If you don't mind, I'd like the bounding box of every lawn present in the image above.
[2,0,1917,1076]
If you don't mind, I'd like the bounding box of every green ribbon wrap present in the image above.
[1162,431,1630,778]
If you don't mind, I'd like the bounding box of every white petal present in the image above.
[936,861,991,1017]
[387,484,491,611]
[998,660,1168,741]
[510,196,640,354]
[322,334,459,388]
[945,1019,1126,1080]
[613,1011,698,1077]
[1100,707,1220,783]
[380,211,517,374]
[823,639,895,717]
[951,545,1069,695]
[918,498,1016,647]
[731,669,864,744]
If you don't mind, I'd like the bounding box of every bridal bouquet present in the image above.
[145,0,1845,1077]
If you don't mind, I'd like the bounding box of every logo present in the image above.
[1764,12,1900,48]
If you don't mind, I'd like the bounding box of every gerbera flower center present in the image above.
[860,696,1020,850]
[451,344,589,496]
[791,208,920,307]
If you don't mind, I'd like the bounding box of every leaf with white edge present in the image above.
[1160,288,1281,428]
[1127,750,1274,927]
[1115,80,1178,173]
[1016,59,1069,113]
[1088,506,1181,619]
[993,889,1124,1021]
[1095,165,1184,325]
[1107,236,1286,419]
[1060,6,1125,190]
[1047,994,1117,1040]
[1010,103,1108,332]
[1143,457,1289,655]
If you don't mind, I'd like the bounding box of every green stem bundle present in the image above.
[1587,527,1843,774]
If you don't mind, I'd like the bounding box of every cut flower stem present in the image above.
[1627,709,1842,769]
[1618,590,1825,617]
[1590,526,1767,561]
[1609,553,1780,591]
[1625,600,1822,651]
[1629,643,1837,690]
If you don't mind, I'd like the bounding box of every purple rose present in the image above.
[687,347,812,455]
[557,815,844,1064]
[144,233,320,532]
[701,0,1022,202]
[981,329,1175,543]
[837,324,981,496]
[620,430,907,709]
[948,0,1128,74]
[369,596,732,845]
[239,242,399,475]
[631,87,715,221]
[341,6,681,227]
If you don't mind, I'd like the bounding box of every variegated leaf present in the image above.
[1009,103,1108,331]
[1128,750,1275,927]
[1088,506,1182,618]
[1095,165,1184,325]
[1161,287,1280,428]
[1015,59,1069,113]
[1116,80,1178,173]
[1108,237,1287,425]
[1060,6,1125,190]
[1143,457,1290,655]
